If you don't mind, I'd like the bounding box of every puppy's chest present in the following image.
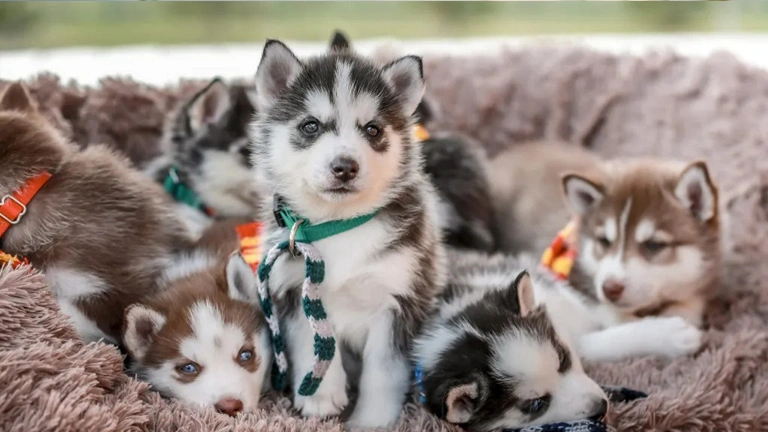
[268,221,415,332]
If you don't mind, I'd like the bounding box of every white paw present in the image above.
[656,317,703,358]
[294,388,348,419]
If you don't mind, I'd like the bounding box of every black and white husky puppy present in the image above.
[413,251,608,431]
[249,39,446,428]
[143,78,260,237]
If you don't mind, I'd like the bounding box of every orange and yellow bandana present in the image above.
[540,221,578,280]
[0,250,30,270]
[235,221,264,272]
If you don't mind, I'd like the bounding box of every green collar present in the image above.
[274,197,378,244]
[163,166,214,216]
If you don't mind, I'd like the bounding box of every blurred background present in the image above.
[0,1,760,51]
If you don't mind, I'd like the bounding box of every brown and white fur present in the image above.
[0,82,193,345]
[122,240,270,416]
[491,142,720,362]
[250,40,446,428]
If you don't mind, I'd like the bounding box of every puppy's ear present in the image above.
[439,374,488,425]
[413,99,434,124]
[0,82,35,113]
[185,78,231,133]
[255,39,302,111]
[675,161,717,223]
[381,55,425,117]
[507,271,536,317]
[329,30,351,53]
[123,305,166,360]
[224,253,257,303]
[562,173,605,216]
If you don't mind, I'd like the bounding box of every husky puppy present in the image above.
[249,40,445,427]
[123,238,270,416]
[143,78,260,237]
[0,82,192,344]
[414,251,608,431]
[332,30,498,252]
[491,143,718,361]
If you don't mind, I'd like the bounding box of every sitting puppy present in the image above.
[143,78,260,237]
[334,30,498,252]
[123,236,270,416]
[491,142,719,361]
[414,250,608,431]
[0,82,192,344]
[249,39,445,428]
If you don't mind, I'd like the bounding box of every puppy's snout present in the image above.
[215,397,244,416]
[602,280,625,302]
[330,156,359,182]
[588,398,609,421]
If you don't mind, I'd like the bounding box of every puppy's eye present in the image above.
[238,349,253,363]
[300,119,320,136]
[523,396,550,415]
[596,236,611,248]
[178,362,200,375]
[643,240,667,254]
[365,124,380,137]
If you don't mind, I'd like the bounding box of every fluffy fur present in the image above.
[143,78,260,237]
[414,250,607,431]
[250,39,446,428]
[123,248,270,415]
[0,82,193,344]
[491,143,720,362]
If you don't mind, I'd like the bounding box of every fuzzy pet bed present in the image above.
[3,44,768,432]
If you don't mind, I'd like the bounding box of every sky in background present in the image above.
[0,1,764,51]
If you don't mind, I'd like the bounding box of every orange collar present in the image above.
[0,171,52,240]
[414,123,430,142]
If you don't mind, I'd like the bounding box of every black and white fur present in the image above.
[332,30,498,252]
[143,78,260,236]
[414,250,607,431]
[249,39,446,428]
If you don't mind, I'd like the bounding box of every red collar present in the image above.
[0,171,52,239]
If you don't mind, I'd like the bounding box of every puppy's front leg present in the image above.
[346,310,408,429]
[578,316,702,362]
[286,310,348,418]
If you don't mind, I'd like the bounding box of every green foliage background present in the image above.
[0,1,763,51]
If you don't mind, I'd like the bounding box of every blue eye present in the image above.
[524,396,550,415]
[179,362,199,374]
[238,349,253,362]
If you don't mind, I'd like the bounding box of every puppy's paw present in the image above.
[657,317,703,358]
[294,388,348,419]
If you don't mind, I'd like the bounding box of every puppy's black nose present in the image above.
[588,398,609,421]
[330,156,359,182]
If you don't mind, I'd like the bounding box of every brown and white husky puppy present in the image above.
[0,82,192,345]
[490,142,721,362]
[123,229,270,416]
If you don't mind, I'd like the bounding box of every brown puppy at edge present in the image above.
[0,82,193,344]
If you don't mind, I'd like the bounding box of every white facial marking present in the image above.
[144,301,267,413]
[620,246,704,308]
[603,218,617,244]
[491,333,559,397]
[304,90,334,122]
[593,199,632,300]
[634,219,656,243]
